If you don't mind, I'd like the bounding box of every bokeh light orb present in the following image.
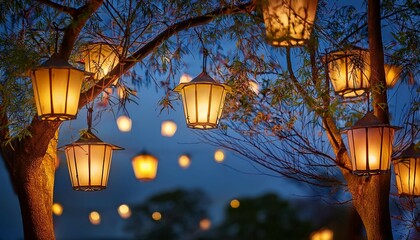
[52,203,63,216]
[152,211,162,221]
[117,115,132,132]
[230,199,240,208]
[178,154,191,169]
[214,149,225,163]
[199,218,211,231]
[89,211,101,225]
[118,204,132,219]
[161,120,177,137]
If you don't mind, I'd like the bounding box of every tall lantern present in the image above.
[262,0,319,46]
[344,112,399,175]
[327,49,371,98]
[61,109,123,191]
[31,55,85,120]
[132,151,158,181]
[174,50,231,129]
[393,143,420,196]
[83,43,120,81]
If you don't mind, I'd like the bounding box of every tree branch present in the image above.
[78,0,256,108]
[35,0,77,16]
[58,0,104,59]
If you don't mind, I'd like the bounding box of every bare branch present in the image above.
[35,0,77,16]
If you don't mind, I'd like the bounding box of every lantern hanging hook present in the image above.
[194,29,208,73]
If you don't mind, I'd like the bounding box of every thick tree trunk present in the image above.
[345,173,393,240]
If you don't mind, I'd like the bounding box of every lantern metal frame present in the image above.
[393,143,420,197]
[326,48,371,98]
[174,49,231,130]
[262,0,319,47]
[344,112,400,175]
[131,151,159,181]
[31,54,86,121]
[60,108,123,191]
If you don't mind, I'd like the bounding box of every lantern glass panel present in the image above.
[33,68,52,115]
[347,127,394,174]
[328,50,371,97]
[263,0,318,46]
[394,158,420,196]
[65,144,113,190]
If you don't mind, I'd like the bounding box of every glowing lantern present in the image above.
[118,204,132,219]
[344,112,399,175]
[52,203,63,216]
[62,130,123,191]
[262,0,319,46]
[199,218,211,231]
[152,211,162,221]
[174,49,231,130]
[30,55,85,120]
[161,120,177,137]
[230,199,240,208]
[180,73,192,83]
[384,64,403,88]
[89,211,101,225]
[117,116,132,132]
[214,149,225,163]
[83,43,120,81]
[327,49,371,98]
[132,151,158,181]
[393,143,420,196]
[178,154,191,169]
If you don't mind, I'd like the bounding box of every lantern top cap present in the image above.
[134,150,156,157]
[325,47,368,62]
[393,143,420,159]
[36,54,83,71]
[347,112,401,130]
[60,130,123,150]
[173,71,231,92]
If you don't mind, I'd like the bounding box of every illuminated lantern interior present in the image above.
[393,143,420,196]
[132,151,158,181]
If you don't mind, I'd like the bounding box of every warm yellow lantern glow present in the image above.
[262,0,319,46]
[384,64,403,88]
[310,228,334,240]
[393,143,420,196]
[199,218,211,231]
[83,43,120,80]
[132,151,158,181]
[89,211,101,225]
[174,71,231,129]
[345,112,399,175]
[180,73,192,83]
[161,120,177,137]
[31,55,85,121]
[328,49,371,98]
[52,203,63,216]
[248,80,260,95]
[214,149,225,163]
[118,204,132,219]
[117,115,132,132]
[230,199,240,208]
[62,130,123,191]
[152,211,162,221]
[178,154,191,169]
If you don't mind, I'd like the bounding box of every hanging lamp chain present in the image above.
[87,107,93,131]
[194,28,208,73]
[52,22,60,54]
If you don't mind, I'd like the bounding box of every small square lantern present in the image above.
[31,55,85,120]
[262,0,319,46]
[132,151,158,181]
[327,49,371,98]
[344,112,399,175]
[393,143,420,197]
[83,43,120,81]
[174,71,231,129]
[61,130,123,191]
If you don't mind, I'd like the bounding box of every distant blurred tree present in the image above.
[125,189,210,240]
[215,193,312,240]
